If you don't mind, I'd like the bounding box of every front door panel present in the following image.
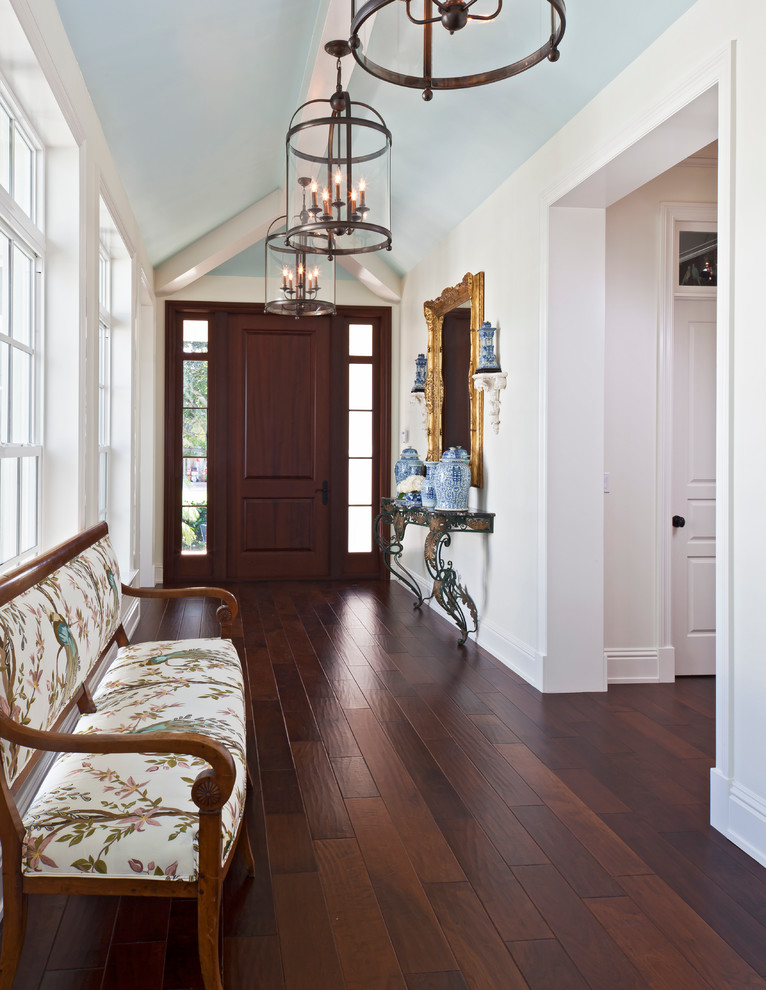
[229,314,331,579]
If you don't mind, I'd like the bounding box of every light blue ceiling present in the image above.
[54,0,698,278]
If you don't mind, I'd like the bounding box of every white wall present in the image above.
[396,0,766,867]
[604,161,717,682]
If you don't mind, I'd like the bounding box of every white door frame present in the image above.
[657,202,719,681]
[540,47,733,828]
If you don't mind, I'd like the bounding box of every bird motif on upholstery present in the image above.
[146,648,212,668]
[48,612,79,696]
[106,569,119,614]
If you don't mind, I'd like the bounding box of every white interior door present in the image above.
[671,295,716,675]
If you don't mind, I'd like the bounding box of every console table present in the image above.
[374,497,495,645]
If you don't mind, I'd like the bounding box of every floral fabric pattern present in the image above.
[0,537,122,783]
[21,637,246,881]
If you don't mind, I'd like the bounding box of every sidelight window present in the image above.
[181,320,208,554]
[347,323,374,553]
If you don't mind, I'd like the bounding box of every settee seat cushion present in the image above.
[21,638,246,882]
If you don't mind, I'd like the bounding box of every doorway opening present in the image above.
[163,302,391,584]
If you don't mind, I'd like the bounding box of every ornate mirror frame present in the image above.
[424,271,484,488]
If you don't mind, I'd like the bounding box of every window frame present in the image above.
[0,74,43,572]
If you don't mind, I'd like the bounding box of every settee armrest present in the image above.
[121,585,238,632]
[0,713,236,813]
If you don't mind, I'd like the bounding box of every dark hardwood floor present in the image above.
[7,579,766,989]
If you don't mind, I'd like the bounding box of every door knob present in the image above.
[672,515,685,528]
[316,480,329,505]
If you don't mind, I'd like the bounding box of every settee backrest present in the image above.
[0,526,122,784]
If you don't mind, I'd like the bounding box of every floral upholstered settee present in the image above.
[0,523,253,990]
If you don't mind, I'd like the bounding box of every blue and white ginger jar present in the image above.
[394,446,425,487]
[420,461,439,509]
[476,321,500,373]
[434,446,471,510]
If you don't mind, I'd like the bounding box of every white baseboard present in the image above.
[606,648,661,683]
[389,572,543,689]
[154,564,163,586]
[476,620,543,690]
[710,768,766,870]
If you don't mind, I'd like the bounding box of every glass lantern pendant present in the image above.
[265,216,336,317]
[285,40,392,258]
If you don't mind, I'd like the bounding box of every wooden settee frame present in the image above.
[0,523,254,990]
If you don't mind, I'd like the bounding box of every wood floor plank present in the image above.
[253,699,294,772]
[507,939,590,989]
[586,894,717,989]
[10,894,68,990]
[438,817,552,941]
[112,896,171,943]
[264,813,317,874]
[330,755,380,798]
[346,708,466,883]
[223,935,285,990]
[346,797,459,975]
[513,804,626,898]
[604,811,766,976]
[404,975,469,990]
[496,743,650,877]
[272,872,347,990]
[315,837,407,990]
[291,740,355,839]
[426,737,548,867]
[415,685,543,808]
[38,971,104,990]
[555,767,633,815]
[512,865,646,990]
[101,940,166,990]
[46,895,119,971]
[311,696,364,758]
[618,873,766,989]
[424,882,528,990]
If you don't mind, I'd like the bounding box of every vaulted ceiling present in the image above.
[53,0,698,291]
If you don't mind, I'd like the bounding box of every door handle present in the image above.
[672,515,685,528]
[316,480,329,505]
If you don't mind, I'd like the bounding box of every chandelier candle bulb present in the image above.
[311,181,318,208]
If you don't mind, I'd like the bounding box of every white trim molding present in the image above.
[477,620,544,691]
[606,649,660,684]
[711,770,766,871]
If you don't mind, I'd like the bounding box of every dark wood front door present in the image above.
[228,313,331,579]
[164,302,390,584]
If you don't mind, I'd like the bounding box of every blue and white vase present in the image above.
[476,321,501,373]
[434,446,471,510]
[411,353,427,393]
[394,446,425,487]
[420,460,438,509]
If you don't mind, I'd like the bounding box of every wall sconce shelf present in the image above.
[473,372,508,435]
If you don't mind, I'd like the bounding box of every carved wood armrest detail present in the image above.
[121,585,239,626]
[0,714,236,807]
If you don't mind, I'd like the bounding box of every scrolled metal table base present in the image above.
[374,498,494,646]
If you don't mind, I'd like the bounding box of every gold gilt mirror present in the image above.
[424,271,484,488]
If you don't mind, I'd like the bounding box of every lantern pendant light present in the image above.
[285,40,392,257]
[265,216,336,317]
[349,0,566,101]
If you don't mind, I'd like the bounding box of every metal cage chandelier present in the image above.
[265,216,336,317]
[349,0,566,101]
[285,40,392,257]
